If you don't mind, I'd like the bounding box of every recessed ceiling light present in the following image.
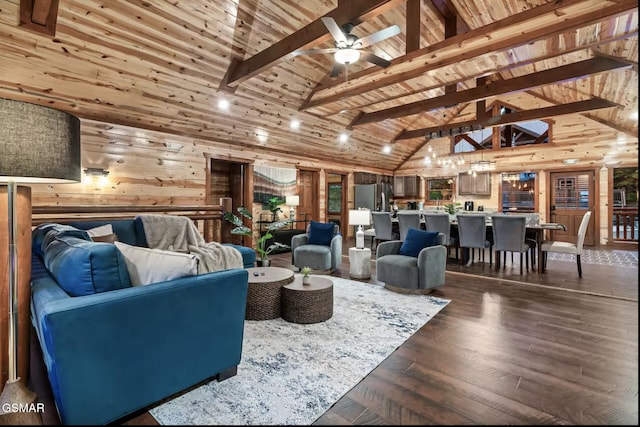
[562,159,578,165]
[217,99,230,110]
[382,145,391,154]
[338,133,349,143]
[290,119,300,130]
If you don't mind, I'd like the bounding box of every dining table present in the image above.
[390,213,566,273]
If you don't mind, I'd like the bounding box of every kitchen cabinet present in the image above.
[394,176,420,197]
[458,172,491,196]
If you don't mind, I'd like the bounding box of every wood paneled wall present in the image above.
[28,119,386,239]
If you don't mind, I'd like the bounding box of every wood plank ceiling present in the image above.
[0,0,637,172]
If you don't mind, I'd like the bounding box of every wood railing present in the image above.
[32,205,224,242]
[612,207,638,242]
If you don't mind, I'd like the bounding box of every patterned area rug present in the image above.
[546,249,638,268]
[150,276,449,425]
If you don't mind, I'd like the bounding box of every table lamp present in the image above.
[349,209,370,249]
[285,195,299,220]
[0,98,81,424]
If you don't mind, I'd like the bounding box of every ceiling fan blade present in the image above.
[291,48,338,57]
[354,25,401,48]
[363,53,391,68]
[329,63,344,78]
[321,16,348,45]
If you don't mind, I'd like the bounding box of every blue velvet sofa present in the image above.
[30,218,255,425]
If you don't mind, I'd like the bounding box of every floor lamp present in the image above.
[0,98,81,424]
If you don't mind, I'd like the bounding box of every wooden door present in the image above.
[298,169,318,229]
[549,170,595,245]
[207,157,253,246]
[326,172,348,232]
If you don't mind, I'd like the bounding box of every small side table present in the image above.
[349,247,371,279]
[245,267,294,320]
[281,276,333,324]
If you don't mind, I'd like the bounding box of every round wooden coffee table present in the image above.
[281,276,333,324]
[245,267,294,320]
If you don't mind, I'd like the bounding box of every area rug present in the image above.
[150,276,449,425]
[546,248,638,268]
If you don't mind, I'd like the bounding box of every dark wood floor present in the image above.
[33,239,638,425]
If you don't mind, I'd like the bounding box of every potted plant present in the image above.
[264,196,285,221]
[444,202,461,219]
[301,266,312,285]
[224,206,292,266]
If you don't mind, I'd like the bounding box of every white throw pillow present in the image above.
[86,223,114,238]
[114,241,198,286]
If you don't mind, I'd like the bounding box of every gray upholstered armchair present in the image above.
[376,231,446,293]
[291,222,342,272]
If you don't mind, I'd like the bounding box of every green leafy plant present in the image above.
[444,202,461,215]
[264,196,285,218]
[224,206,292,261]
[301,266,312,278]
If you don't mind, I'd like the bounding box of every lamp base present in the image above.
[355,226,365,249]
[0,378,42,424]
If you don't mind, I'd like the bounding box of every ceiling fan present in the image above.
[292,17,401,78]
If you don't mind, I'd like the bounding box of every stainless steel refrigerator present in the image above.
[355,182,393,212]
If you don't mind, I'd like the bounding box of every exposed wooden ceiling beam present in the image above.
[395,98,618,141]
[405,0,421,53]
[456,134,484,150]
[19,0,60,36]
[525,87,639,138]
[394,103,469,167]
[220,0,405,89]
[315,28,637,117]
[301,0,637,110]
[430,0,470,35]
[350,56,630,127]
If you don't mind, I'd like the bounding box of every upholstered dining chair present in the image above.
[541,211,591,278]
[491,215,530,275]
[397,210,421,241]
[371,212,397,250]
[456,213,492,266]
[291,221,342,272]
[506,212,538,268]
[424,212,458,260]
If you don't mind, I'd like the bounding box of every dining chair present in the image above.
[456,214,492,266]
[371,212,397,250]
[397,210,421,241]
[506,212,538,268]
[541,211,591,278]
[491,215,530,275]
[424,212,458,260]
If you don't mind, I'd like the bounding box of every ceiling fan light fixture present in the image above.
[334,48,360,65]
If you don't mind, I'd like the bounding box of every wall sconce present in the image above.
[83,167,109,186]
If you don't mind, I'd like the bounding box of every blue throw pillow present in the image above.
[32,223,91,258]
[398,228,439,257]
[307,221,335,246]
[44,236,131,296]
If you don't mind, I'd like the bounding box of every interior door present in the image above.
[207,157,253,245]
[297,169,318,229]
[549,170,595,245]
[326,172,347,230]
